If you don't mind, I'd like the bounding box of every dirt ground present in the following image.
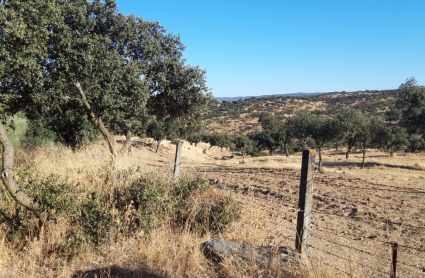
[134,139,425,278]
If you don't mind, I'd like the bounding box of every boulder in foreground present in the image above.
[202,239,301,268]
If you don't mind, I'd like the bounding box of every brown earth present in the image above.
[171,141,425,278]
[9,137,422,277]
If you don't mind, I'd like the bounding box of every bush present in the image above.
[81,192,114,245]
[0,171,241,260]
[407,136,425,152]
[25,106,100,150]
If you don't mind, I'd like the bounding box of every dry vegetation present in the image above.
[0,137,424,277]
[204,90,396,135]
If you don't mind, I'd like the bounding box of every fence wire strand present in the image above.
[310,234,389,261]
[308,245,389,275]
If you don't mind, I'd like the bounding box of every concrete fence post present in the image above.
[174,141,183,182]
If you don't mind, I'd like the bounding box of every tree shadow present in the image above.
[72,266,165,278]
[322,161,418,171]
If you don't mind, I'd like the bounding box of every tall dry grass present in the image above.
[0,142,358,278]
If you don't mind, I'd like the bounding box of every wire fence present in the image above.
[200,157,425,278]
[304,172,425,277]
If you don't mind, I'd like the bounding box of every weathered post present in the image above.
[295,149,316,258]
[174,141,183,182]
[390,242,398,278]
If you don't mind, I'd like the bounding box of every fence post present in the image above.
[295,149,316,258]
[390,242,398,278]
[174,141,183,182]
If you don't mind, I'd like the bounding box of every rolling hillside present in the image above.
[204,89,397,135]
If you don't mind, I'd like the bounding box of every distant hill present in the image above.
[205,89,397,135]
[215,92,322,102]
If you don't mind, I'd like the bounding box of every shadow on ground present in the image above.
[72,266,165,278]
[323,161,418,171]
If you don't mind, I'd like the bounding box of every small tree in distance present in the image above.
[235,136,254,163]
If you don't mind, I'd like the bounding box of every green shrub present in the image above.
[81,192,114,245]
[0,171,240,260]
[191,195,241,233]
[27,174,80,217]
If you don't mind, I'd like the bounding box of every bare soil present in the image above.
[172,142,425,278]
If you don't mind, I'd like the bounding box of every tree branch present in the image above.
[74,82,117,156]
[0,121,39,212]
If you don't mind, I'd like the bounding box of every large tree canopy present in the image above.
[1,0,211,156]
[0,0,211,212]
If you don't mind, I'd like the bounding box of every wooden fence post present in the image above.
[390,242,398,278]
[174,141,183,182]
[295,149,316,257]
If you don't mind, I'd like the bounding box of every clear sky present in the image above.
[115,0,425,98]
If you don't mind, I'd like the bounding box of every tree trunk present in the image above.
[362,144,366,168]
[335,141,338,151]
[120,130,132,154]
[346,144,353,159]
[318,146,323,172]
[208,145,213,150]
[284,142,289,157]
[0,121,39,212]
[195,142,198,147]
[156,139,162,153]
[74,82,117,157]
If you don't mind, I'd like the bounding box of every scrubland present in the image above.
[0,138,424,277]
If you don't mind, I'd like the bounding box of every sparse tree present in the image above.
[289,111,335,171]
[356,116,386,168]
[234,135,254,163]
[336,109,364,159]
[147,120,178,153]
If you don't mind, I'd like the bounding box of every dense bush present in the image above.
[0,172,240,260]
[25,107,101,150]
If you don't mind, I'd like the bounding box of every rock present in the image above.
[202,239,301,268]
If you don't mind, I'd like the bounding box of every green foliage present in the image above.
[147,120,179,142]
[3,114,27,151]
[186,132,203,146]
[119,175,170,231]
[407,136,425,152]
[234,135,256,157]
[27,175,79,217]
[249,131,278,155]
[2,0,210,153]
[258,112,280,132]
[204,133,232,150]
[81,192,114,245]
[374,125,408,155]
[26,106,100,150]
[0,171,240,260]
[24,118,58,147]
[173,176,209,199]
[189,195,241,233]
[396,77,425,135]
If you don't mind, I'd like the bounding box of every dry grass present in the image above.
[1,139,423,277]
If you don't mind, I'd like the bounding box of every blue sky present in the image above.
[115,0,425,97]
